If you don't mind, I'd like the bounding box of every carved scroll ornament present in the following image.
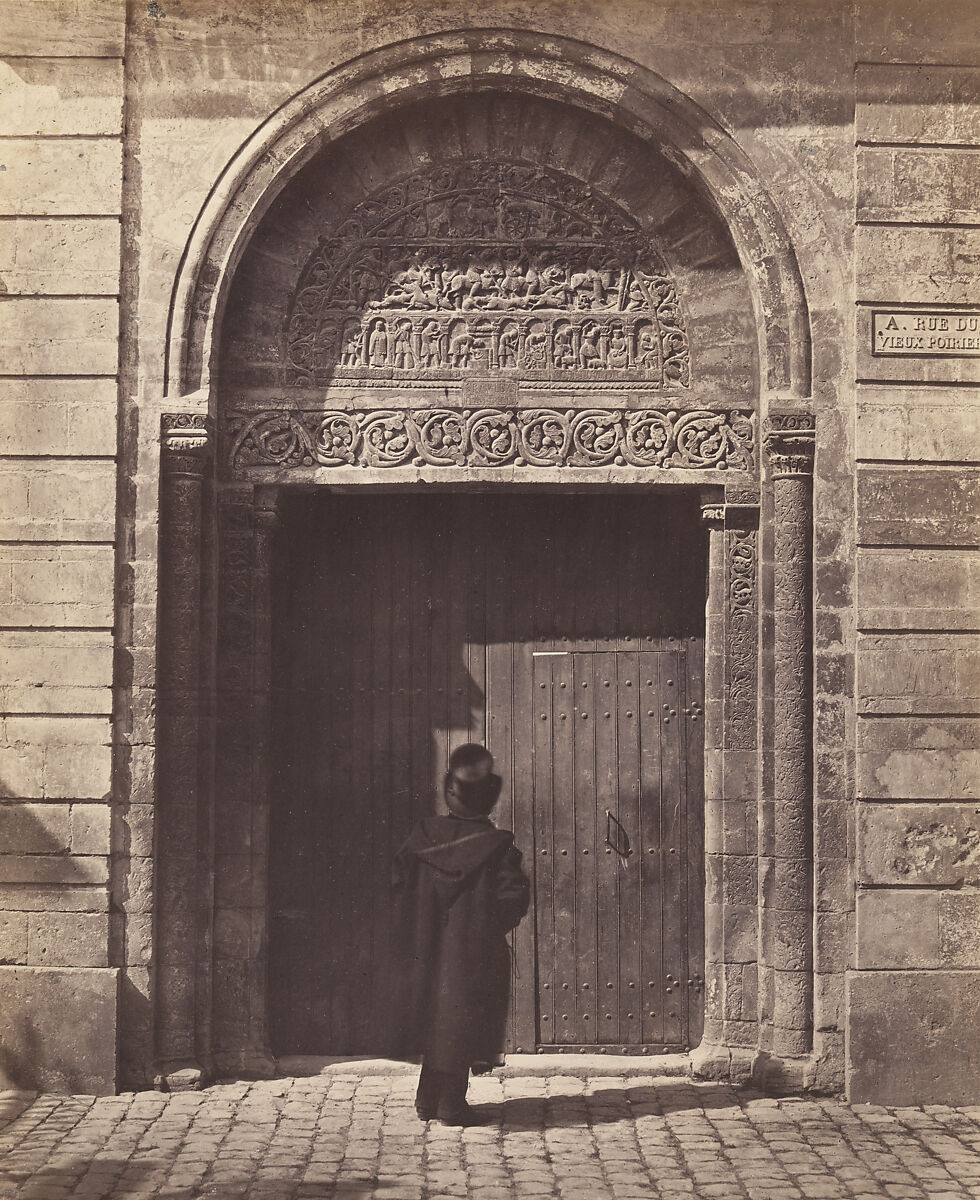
[227,407,754,472]
[285,160,690,388]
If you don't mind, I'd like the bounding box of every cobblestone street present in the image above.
[2,1072,980,1200]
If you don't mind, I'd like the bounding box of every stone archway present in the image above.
[153,37,816,1092]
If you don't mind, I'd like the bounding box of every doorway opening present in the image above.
[268,490,706,1055]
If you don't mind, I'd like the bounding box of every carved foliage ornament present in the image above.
[763,410,815,479]
[726,525,758,750]
[228,407,753,472]
[285,160,690,387]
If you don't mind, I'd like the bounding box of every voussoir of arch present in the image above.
[166,28,811,404]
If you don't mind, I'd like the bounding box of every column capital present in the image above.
[161,412,213,474]
[763,408,815,479]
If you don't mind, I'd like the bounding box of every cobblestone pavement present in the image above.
[2,1074,980,1200]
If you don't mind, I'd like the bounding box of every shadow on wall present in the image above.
[0,785,133,1095]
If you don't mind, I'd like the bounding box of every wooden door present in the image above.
[530,648,703,1052]
[268,491,705,1055]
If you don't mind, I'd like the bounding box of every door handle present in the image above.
[605,810,633,862]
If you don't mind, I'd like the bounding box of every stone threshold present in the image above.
[274,1053,691,1078]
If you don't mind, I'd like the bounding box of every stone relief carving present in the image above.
[227,407,754,472]
[284,161,690,387]
[725,525,758,750]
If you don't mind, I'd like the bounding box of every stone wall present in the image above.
[0,1,125,1092]
[848,4,980,1106]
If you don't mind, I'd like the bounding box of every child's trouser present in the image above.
[415,1063,469,1119]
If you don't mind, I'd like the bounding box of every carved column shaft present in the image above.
[763,412,815,1060]
[155,413,212,1087]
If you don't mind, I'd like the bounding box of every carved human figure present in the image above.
[449,326,473,368]
[553,324,575,369]
[607,325,629,368]
[418,319,445,369]
[391,319,417,369]
[496,322,519,369]
[636,324,659,369]
[578,322,601,369]
[524,321,548,369]
[368,319,389,368]
[340,322,363,368]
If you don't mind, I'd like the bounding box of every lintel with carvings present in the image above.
[225,406,756,474]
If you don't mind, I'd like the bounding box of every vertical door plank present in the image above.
[447,495,471,761]
[638,650,664,1047]
[347,502,377,1050]
[551,649,575,1042]
[410,497,435,821]
[661,647,685,1047]
[685,641,706,1046]
[572,651,598,1042]
[368,499,395,1043]
[429,497,451,805]
[594,649,620,1044]
[510,498,540,1046]
[531,652,555,1044]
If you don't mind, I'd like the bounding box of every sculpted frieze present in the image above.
[226,406,753,473]
[284,160,691,388]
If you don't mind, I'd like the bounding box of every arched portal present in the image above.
[154,34,815,1089]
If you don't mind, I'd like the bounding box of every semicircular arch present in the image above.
[166,29,811,405]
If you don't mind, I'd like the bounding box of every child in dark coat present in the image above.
[390,743,530,1125]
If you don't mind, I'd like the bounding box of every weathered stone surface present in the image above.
[0,1,125,56]
[0,856,109,886]
[0,544,114,627]
[857,466,980,545]
[858,632,980,714]
[0,298,119,374]
[847,970,980,1105]
[0,378,117,456]
[857,226,980,306]
[857,547,979,630]
[0,716,111,800]
[858,801,980,885]
[857,146,980,225]
[0,965,118,1093]
[26,913,109,968]
[69,803,112,856]
[0,630,113,715]
[856,888,939,968]
[0,884,109,913]
[0,140,122,216]
[856,389,980,462]
[0,460,117,541]
[0,803,70,854]
[0,911,28,965]
[856,62,980,143]
[0,56,123,136]
[0,218,122,295]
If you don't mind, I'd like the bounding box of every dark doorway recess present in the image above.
[267,491,706,1056]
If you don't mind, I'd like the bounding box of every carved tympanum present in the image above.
[285,160,690,386]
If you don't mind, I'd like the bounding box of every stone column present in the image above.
[762,410,815,1067]
[155,413,212,1090]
